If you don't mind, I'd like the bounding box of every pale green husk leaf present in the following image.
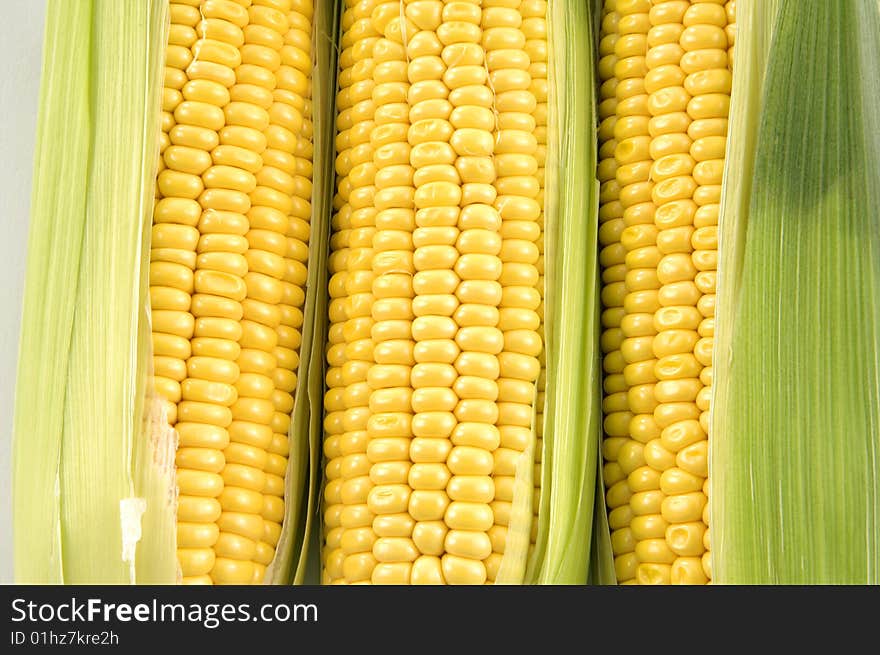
[13,0,174,584]
[524,0,603,585]
[711,0,880,584]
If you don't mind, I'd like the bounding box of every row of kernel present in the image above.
[616,0,661,587]
[600,0,642,586]
[362,2,416,585]
[627,0,690,586]
[188,0,272,586]
[597,0,636,585]
[644,0,729,585]
[676,0,731,583]
[339,0,381,584]
[661,0,728,585]
[221,0,283,587]
[437,1,502,586]
[596,0,634,585]
[322,0,375,584]
[151,0,197,425]
[724,1,735,64]
[484,1,543,583]
[152,0,203,425]
[248,0,310,585]
[321,1,360,584]
[234,0,305,585]
[522,0,549,555]
[164,0,250,585]
[403,0,466,586]
[652,0,713,586]
[259,0,316,583]
[151,1,224,586]
[710,0,734,585]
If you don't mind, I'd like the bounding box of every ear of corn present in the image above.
[13,0,175,584]
[595,0,735,585]
[15,0,324,585]
[320,0,604,585]
[710,0,880,584]
[149,0,320,585]
[322,0,595,583]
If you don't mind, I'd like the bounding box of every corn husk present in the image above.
[524,0,604,585]
[261,0,330,585]
[711,0,880,584]
[14,0,325,585]
[12,0,174,584]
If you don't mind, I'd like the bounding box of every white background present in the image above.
[0,0,47,582]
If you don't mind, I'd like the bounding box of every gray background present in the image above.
[1,0,47,583]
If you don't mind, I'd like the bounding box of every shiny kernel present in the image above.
[637,562,672,585]
[631,514,669,541]
[661,491,707,524]
[671,556,708,585]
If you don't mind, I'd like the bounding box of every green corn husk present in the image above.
[711,0,880,584]
[288,0,341,587]
[264,0,332,586]
[13,0,175,584]
[524,0,603,585]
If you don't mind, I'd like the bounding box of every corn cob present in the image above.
[322,0,547,585]
[149,0,314,585]
[597,0,733,585]
[321,0,370,586]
